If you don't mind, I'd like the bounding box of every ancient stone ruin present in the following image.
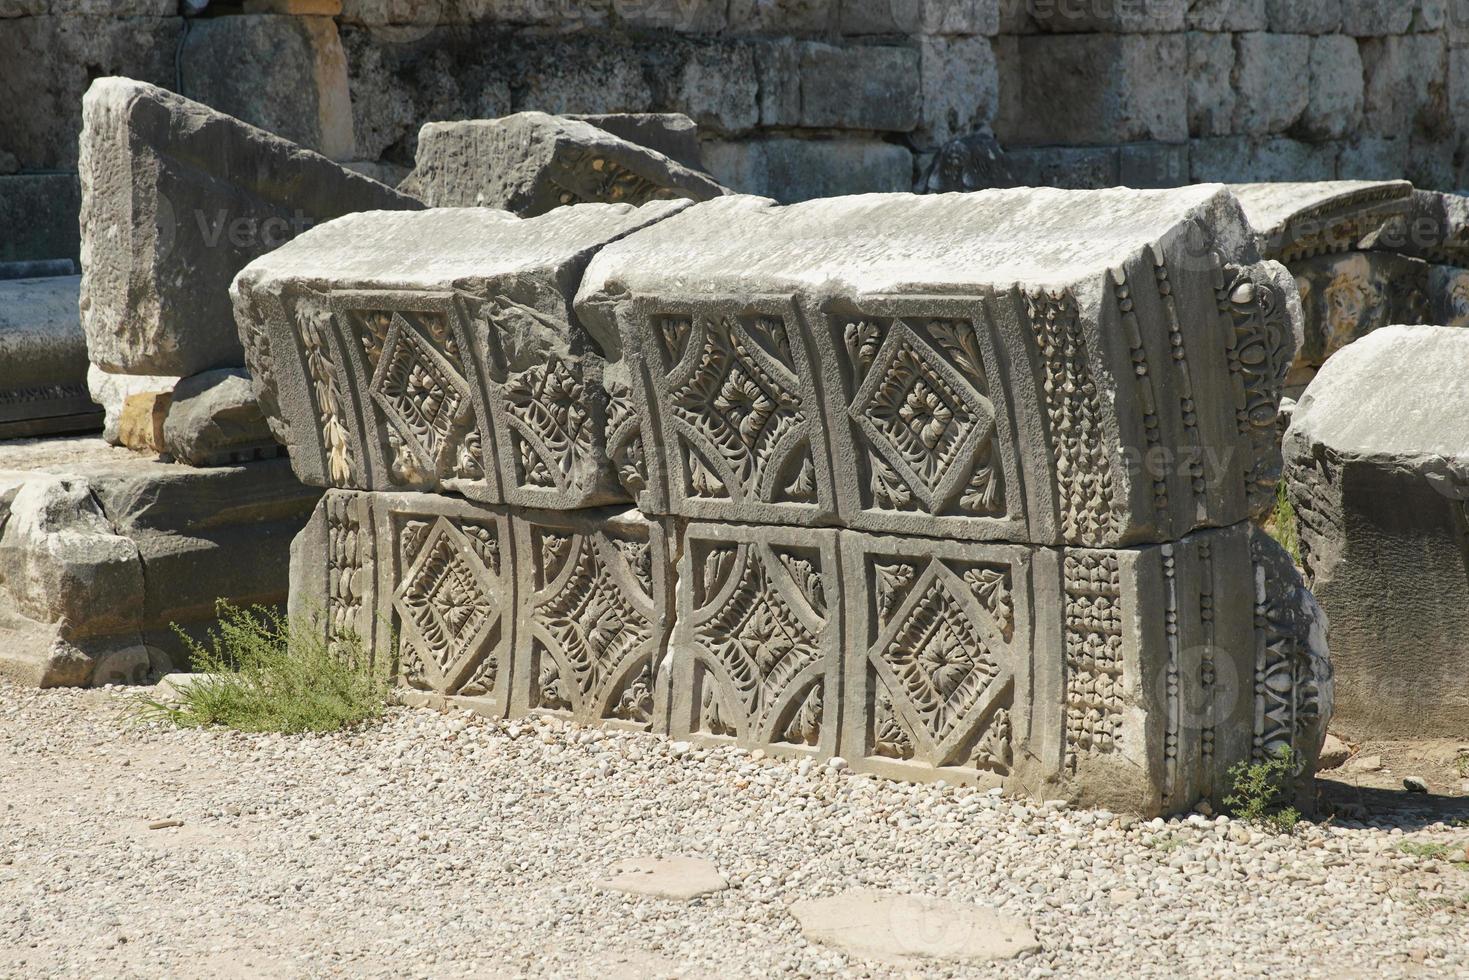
[1284,325,1469,740]
[233,185,1331,814]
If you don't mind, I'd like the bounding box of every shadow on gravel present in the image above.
[1317,779,1469,830]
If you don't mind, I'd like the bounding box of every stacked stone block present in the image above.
[235,185,1331,815]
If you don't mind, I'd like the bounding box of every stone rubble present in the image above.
[2,682,1467,978]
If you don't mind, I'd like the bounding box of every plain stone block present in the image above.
[727,0,840,33]
[916,36,999,148]
[181,15,355,160]
[1190,136,1338,182]
[798,43,922,132]
[1361,35,1449,140]
[1336,136,1408,180]
[1185,0,1266,31]
[1186,31,1235,137]
[1232,32,1311,136]
[1265,0,1342,33]
[664,40,760,134]
[702,139,914,202]
[0,275,98,440]
[998,34,1187,146]
[1300,34,1365,141]
[0,173,81,265]
[1026,0,1186,32]
[1340,0,1414,35]
[754,39,802,127]
[163,368,281,467]
[1004,145,1120,188]
[1118,142,1190,186]
[0,15,182,170]
[838,0,997,35]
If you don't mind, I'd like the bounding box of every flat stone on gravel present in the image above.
[595,857,728,901]
[791,889,1041,966]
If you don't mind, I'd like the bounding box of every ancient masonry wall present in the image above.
[5,1,1469,260]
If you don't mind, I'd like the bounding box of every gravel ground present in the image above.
[3,681,1467,979]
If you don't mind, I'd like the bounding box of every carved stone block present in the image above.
[578,187,1301,543]
[232,202,691,505]
[400,113,727,216]
[79,78,419,377]
[1292,251,1428,369]
[1284,325,1469,739]
[512,508,671,732]
[668,522,841,758]
[1231,179,1412,262]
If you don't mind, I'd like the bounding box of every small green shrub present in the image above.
[1224,746,1301,834]
[133,603,388,735]
[1266,479,1300,564]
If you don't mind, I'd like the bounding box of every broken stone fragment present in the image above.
[791,889,1040,966]
[88,364,179,445]
[1230,180,1413,262]
[564,113,705,171]
[163,369,282,467]
[576,186,1300,542]
[0,274,101,440]
[231,201,692,506]
[399,113,727,216]
[117,390,171,455]
[1284,325,1469,740]
[78,77,421,378]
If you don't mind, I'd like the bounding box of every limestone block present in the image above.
[231,203,692,507]
[1340,0,1413,35]
[565,113,704,171]
[0,275,101,440]
[727,0,839,34]
[997,34,1187,146]
[0,15,182,171]
[1027,0,1185,32]
[1360,35,1449,140]
[1299,35,1364,141]
[668,522,842,759]
[841,0,1000,35]
[1005,145,1120,188]
[915,35,999,149]
[0,437,320,687]
[1186,32,1235,138]
[1189,137,1338,184]
[920,130,1016,193]
[1186,0,1265,31]
[1119,142,1191,188]
[88,365,179,445]
[0,173,81,266]
[1232,33,1310,136]
[1284,325,1469,739]
[753,40,802,128]
[79,78,420,378]
[798,43,922,133]
[1427,265,1469,326]
[180,14,356,160]
[1292,251,1428,369]
[1229,180,1412,262]
[399,114,726,214]
[1265,0,1342,33]
[511,507,671,730]
[700,139,914,203]
[576,187,1301,542]
[163,369,282,467]
[663,39,760,135]
[118,391,171,454]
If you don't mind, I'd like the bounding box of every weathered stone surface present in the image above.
[1427,265,1469,326]
[1187,0,1266,31]
[797,43,921,133]
[1189,137,1338,184]
[0,173,82,266]
[1186,31,1235,138]
[118,391,171,455]
[88,365,179,445]
[293,491,1329,813]
[565,113,704,171]
[1284,325,1469,739]
[1005,145,1121,189]
[1341,0,1414,36]
[1300,35,1365,141]
[702,139,914,203]
[0,437,320,687]
[920,129,1015,193]
[1266,0,1342,34]
[1292,251,1428,369]
[1360,34,1448,139]
[79,78,420,378]
[577,187,1300,540]
[163,369,282,467]
[1230,180,1413,261]
[915,35,999,149]
[0,276,101,440]
[0,15,182,171]
[400,113,725,214]
[180,14,356,160]
[1232,32,1310,136]
[231,202,691,506]
[1028,0,1186,32]
[595,857,727,900]
[791,889,1040,966]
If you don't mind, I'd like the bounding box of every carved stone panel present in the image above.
[818,297,1031,543]
[511,508,670,732]
[839,533,1033,784]
[624,295,838,526]
[670,523,841,757]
